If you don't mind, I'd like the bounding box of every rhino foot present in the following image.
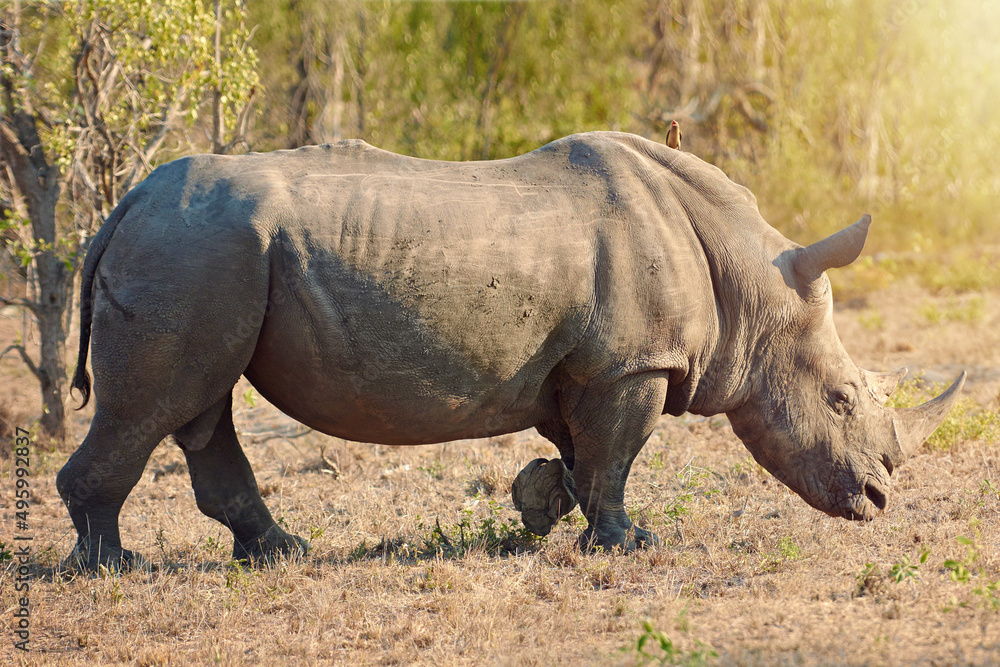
[233,525,310,566]
[511,458,578,536]
[59,542,150,575]
[579,521,659,553]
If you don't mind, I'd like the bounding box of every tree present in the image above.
[640,0,781,177]
[251,1,640,160]
[0,0,257,440]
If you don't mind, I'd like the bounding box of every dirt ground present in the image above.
[1,274,998,665]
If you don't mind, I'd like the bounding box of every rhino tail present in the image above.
[71,200,130,409]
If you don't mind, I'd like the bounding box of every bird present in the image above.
[666,120,682,150]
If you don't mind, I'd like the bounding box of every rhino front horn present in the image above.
[794,214,872,283]
[891,371,967,460]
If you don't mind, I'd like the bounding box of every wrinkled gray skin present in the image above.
[57,132,964,570]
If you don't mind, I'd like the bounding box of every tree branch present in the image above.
[0,343,42,383]
[211,0,224,153]
[732,87,769,133]
[118,91,187,193]
[237,425,314,445]
[0,294,40,315]
[219,86,256,155]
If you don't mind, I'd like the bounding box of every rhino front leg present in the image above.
[567,375,667,551]
[180,394,309,565]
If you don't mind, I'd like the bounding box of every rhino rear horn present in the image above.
[863,367,907,405]
[794,214,872,283]
[891,371,967,461]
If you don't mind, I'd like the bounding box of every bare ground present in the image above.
[1,278,998,665]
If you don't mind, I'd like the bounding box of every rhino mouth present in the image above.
[760,452,890,521]
[836,481,887,521]
[809,475,889,521]
[741,437,893,521]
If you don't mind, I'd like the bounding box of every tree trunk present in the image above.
[35,284,71,440]
[319,31,345,143]
[680,0,704,103]
[27,167,70,441]
[0,135,71,440]
[356,8,366,137]
[1,24,72,440]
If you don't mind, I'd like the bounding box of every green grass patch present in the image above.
[913,253,1000,294]
[831,250,1000,304]
[623,619,717,666]
[417,498,543,558]
[920,297,985,325]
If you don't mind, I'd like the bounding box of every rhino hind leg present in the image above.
[568,376,667,552]
[56,413,163,573]
[181,393,309,565]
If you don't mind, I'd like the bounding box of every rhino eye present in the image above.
[830,389,853,415]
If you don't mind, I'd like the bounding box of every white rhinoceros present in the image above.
[57,132,964,570]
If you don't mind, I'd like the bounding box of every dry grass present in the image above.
[1,282,1000,665]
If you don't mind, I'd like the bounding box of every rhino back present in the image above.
[108,133,766,442]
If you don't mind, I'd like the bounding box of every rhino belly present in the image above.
[242,277,562,445]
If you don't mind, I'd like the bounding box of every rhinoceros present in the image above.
[58,131,964,570]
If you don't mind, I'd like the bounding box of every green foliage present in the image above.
[857,309,885,332]
[417,498,542,558]
[855,562,884,597]
[626,620,717,666]
[560,512,587,528]
[0,540,11,564]
[832,252,1000,301]
[251,0,639,160]
[830,256,898,303]
[980,479,1000,502]
[889,550,929,584]
[920,297,984,326]
[912,254,1000,294]
[943,524,1000,614]
[8,0,258,174]
[9,0,1000,438]
[224,558,257,591]
[350,500,542,562]
[856,549,928,596]
[663,495,692,522]
[758,536,803,573]
[854,534,998,615]
[777,536,802,562]
[203,535,225,554]
[887,377,1000,450]
[0,210,33,268]
[663,463,718,522]
[1,0,259,274]
[418,459,446,481]
[762,0,1000,250]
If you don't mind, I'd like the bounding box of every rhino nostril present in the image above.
[881,454,895,476]
[865,482,887,512]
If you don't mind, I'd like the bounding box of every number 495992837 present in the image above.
[14,426,30,516]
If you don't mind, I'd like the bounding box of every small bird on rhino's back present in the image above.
[666,120,682,149]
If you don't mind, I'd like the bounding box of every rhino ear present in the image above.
[793,215,871,284]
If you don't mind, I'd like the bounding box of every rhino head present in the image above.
[726,215,965,520]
